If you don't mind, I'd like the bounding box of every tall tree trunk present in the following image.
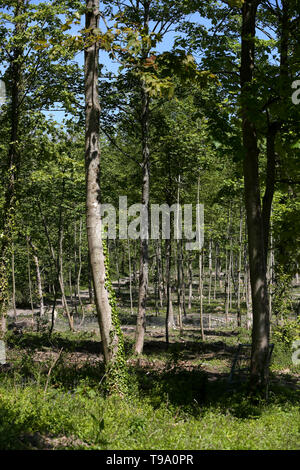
[237,207,243,327]
[214,243,219,301]
[77,218,86,326]
[199,251,205,341]
[246,263,253,330]
[128,239,134,316]
[0,0,24,337]
[181,243,187,318]
[241,0,270,389]
[11,243,17,321]
[26,237,34,326]
[58,225,74,331]
[197,177,205,340]
[208,238,212,306]
[176,176,183,332]
[268,217,274,322]
[165,237,172,347]
[134,83,150,354]
[134,1,151,355]
[188,255,193,310]
[28,237,45,328]
[85,0,125,371]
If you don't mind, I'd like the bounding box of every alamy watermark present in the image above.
[0,340,6,365]
[101,197,204,251]
[292,340,300,365]
[292,80,300,105]
[0,79,6,107]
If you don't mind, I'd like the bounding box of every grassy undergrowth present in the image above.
[0,328,299,450]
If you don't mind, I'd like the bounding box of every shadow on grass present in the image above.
[3,331,299,426]
[6,330,103,355]
[141,338,237,359]
[0,405,34,450]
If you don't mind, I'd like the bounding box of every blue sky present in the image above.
[45,9,211,123]
[0,1,276,124]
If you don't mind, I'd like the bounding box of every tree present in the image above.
[240,0,270,389]
[84,0,127,394]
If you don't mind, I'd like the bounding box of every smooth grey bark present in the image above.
[59,224,74,331]
[268,216,274,322]
[197,176,205,339]
[88,257,94,304]
[28,237,45,325]
[26,238,35,324]
[237,207,243,327]
[165,237,172,347]
[199,251,205,341]
[188,255,193,310]
[181,242,187,318]
[128,239,134,316]
[77,218,86,326]
[158,238,164,308]
[176,177,183,332]
[134,80,150,354]
[134,2,151,354]
[213,243,219,301]
[166,237,176,331]
[246,263,253,330]
[11,243,17,321]
[85,0,122,365]
[155,239,163,312]
[208,238,212,306]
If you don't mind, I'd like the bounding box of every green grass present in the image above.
[0,376,299,450]
[0,327,299,450]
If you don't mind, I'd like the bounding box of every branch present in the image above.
[100,126,141,167]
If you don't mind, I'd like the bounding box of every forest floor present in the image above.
[1,286,299,450]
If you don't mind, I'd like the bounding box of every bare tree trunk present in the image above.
[157,238,164,308]
[134,84,150,354]
[225,250,229,325]
[177,239,183,332]
[246,263,253,330]
[199,251,205,341]
[165,237,173,347]
[241,0,270,389]
[214,243,219,301]
[85,0,125,371]
[128,239,134,316]
[181,243,187,318]
[115,239,121,296]
[176,177,183,332]
[197,177,205,340]
[58,225,74,331]
[208,238,212,306]
[134,2,151,355]
[26,238,35,325]
[188,255,193,310]
[28,237,45,328]
[268,219,274,322]
[77,218,86,326]
[0,0,24,338]
[237,207,243,327]
[229,241,232,311]
[11,243,17,321]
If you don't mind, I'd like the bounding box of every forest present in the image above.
[0,0,299,452]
